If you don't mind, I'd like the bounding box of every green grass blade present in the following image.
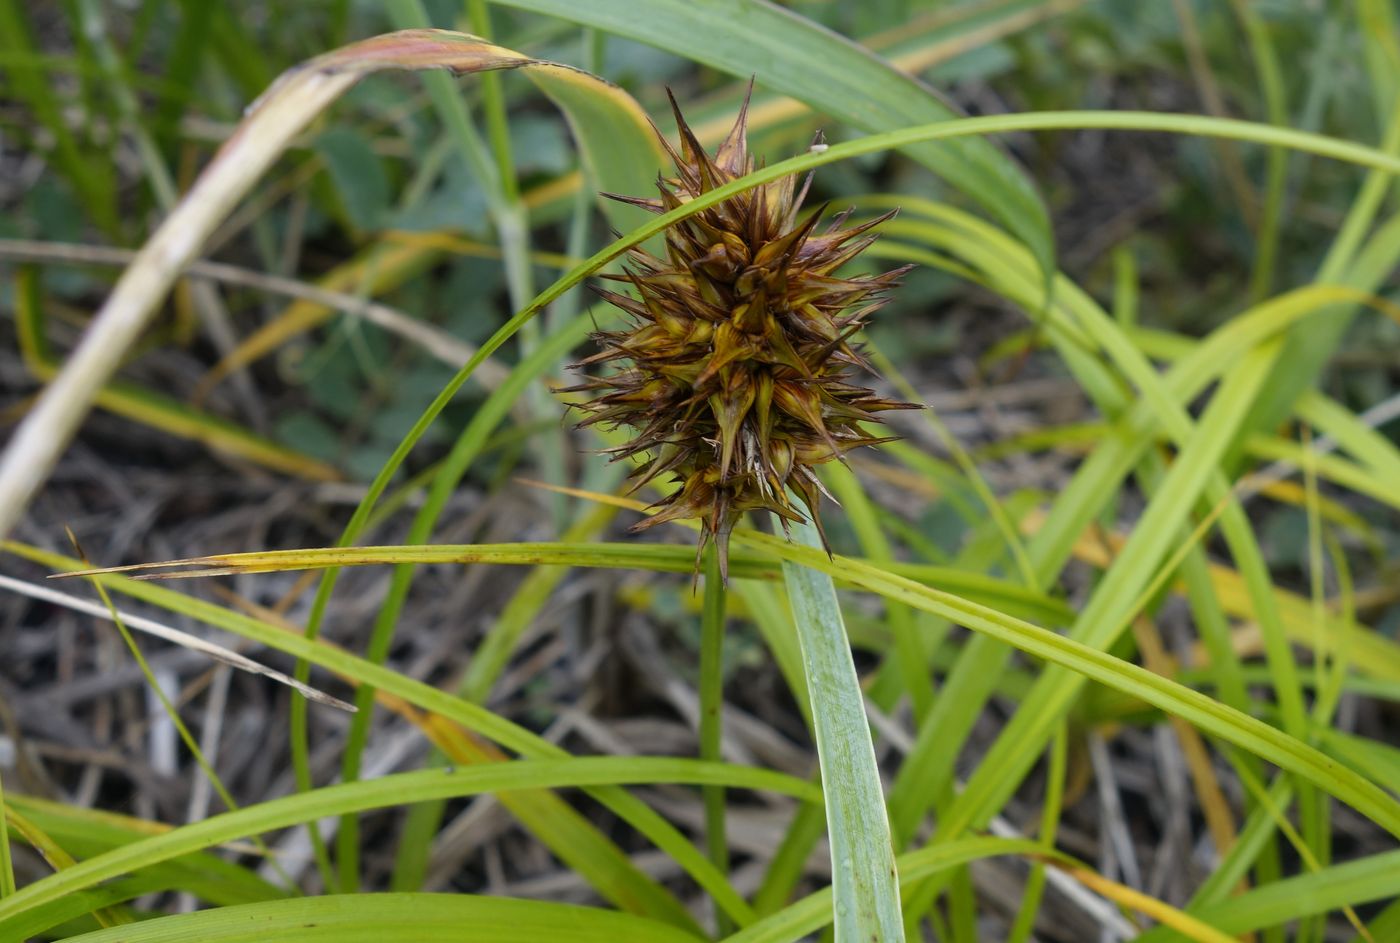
[68,541,296,896]
[733,579,812,733]
[782,518,903,943]
[46,893,706,943]
[54,542,1070,624]
[1360,0,1400,129]
[1295,390,1400,484]
[152,0,211,156]
[753,798,824,917]
[0,758,814,937]
[332,306,609,894]
[458,506,620,705]
[4,794,285,907]
[417,727,705,934]
[1137,848,1400,942]
[1229,0,1288,302]
[1005,723,1068,943]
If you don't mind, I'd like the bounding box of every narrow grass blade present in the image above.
[63,533,294,892]
[2,805,129,928]
[44,537,1072,627]
[417,720,708,933]
[823,463,932,720]
[1136,848,1400,942]
[722,837,1045,943]
[31,893,706,943]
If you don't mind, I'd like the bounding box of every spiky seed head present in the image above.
[563,84,916,581]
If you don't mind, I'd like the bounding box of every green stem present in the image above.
[0,762,14,898]
[467,0,518,203]
[1005,721,1068,943]
[699,543,732,936]
[1228,0,1288,303]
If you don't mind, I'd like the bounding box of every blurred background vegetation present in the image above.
[6,1,1398,494]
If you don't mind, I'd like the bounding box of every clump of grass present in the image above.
[2,4,1400,943]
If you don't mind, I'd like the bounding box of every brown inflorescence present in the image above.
[563,85,917,580]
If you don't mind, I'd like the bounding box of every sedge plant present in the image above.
[2,4,1400,943]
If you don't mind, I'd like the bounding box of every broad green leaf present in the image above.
[519,62,666,235]
[782,518,903,943]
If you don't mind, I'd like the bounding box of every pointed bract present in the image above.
[565,88,915,579]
